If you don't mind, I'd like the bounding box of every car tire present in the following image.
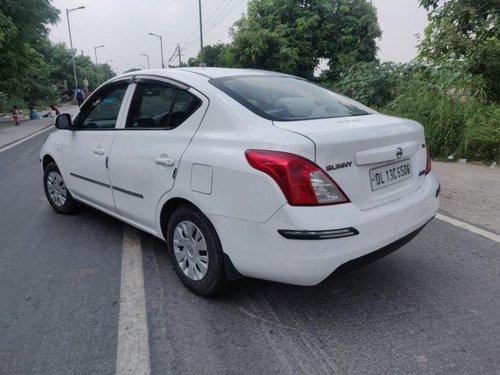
[167,205,228,296]
[43,162,77,214]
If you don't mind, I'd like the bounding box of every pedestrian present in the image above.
[12,106,20,126]
[83,78,89,99]
[76,87,85,107]
[50,105,61,116]
[29,106,40,120]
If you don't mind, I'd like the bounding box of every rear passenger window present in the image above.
[126,82,201,129]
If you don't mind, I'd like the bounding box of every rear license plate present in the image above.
[369,159,412,191]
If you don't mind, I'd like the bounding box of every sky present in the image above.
[48,0,429,74]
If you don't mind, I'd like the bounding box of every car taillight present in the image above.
[425,145,431,175]
[245,150,350,206]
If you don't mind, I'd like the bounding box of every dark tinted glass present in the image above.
[211,76,375,121]
[126,84,176,128]
[170,90,202,128]
[126,83,201,129]
[75,83,127,129]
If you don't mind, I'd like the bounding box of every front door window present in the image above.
[74,83,128,130]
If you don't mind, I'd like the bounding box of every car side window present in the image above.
[74,83,127,130]
[170,89,202,128]
[126,82,201,129]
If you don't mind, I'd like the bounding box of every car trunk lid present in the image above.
[273,114,428,210]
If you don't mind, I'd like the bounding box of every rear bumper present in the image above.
[329,220,431,278]
[210,172,440,286]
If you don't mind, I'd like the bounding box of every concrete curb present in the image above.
[0,124,53,153]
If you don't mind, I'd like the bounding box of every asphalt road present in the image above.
[1,131,499,375]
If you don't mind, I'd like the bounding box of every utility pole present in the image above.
[198,0,205,66]
[168,44,184,67]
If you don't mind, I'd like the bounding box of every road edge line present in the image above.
[0,125,53,153]
[116,226,151,375]
[436,213,500,244]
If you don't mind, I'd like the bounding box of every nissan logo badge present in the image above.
[396,147,403,159]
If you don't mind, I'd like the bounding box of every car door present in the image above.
[108,78,207,230]
[63,81,130,213]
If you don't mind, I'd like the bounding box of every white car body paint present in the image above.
[107,84,210,229]
[40,67,440,286]
[63,130,117,213]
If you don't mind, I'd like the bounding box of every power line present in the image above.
[186,0,243,47]
[168,44,184,66]
[204,0,244,36]
[184,0,232,43]
[168,48,177,63]
[205,0,233,25]
[203,0,235,33]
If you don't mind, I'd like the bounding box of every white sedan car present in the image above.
[40,68,440,295]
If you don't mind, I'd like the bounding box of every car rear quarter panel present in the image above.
[155,88,316,227]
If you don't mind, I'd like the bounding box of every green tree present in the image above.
[98,63,116,83]
[333,61,406,107]
[187,43,232,67]
[0,0,59,102]
[419,0,500,99]
[320,0,381,80]
[228,0,381,80]
[35,39,108,92]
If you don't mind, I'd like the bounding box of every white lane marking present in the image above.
[0,125,52,153]
[116,226,151,375]
[436,213,500,244]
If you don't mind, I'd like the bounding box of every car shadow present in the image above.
[75,205,449,328]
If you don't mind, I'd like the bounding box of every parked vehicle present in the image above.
[40,68,440,295]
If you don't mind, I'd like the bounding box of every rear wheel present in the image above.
[167,205,227,296]
[43,162,77,214]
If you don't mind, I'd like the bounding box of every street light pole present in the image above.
[141,53,150,69]
[66,6,85,94]
[148,33,164,68]
[94,44,105,85]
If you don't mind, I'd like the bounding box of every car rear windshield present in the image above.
[210,75,375,121]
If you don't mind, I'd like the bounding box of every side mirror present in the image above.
[55,113,72,130]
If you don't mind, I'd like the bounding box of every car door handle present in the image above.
[155,155,175,167]
[93,147,105,155]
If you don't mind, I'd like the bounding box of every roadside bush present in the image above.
[330,61,405,107]
[0,92,27,115]
[0,92,8,114]
[459,104,500,161]
[380,63,499,161]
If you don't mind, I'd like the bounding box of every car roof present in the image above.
[116,67,293,82]
[177,67,290,79]
[106,67,299,95]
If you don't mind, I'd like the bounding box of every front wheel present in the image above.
[167,205,227,296]
[43,162,77,214]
